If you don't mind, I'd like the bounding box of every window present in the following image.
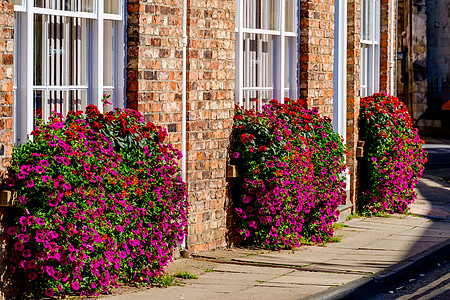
[360,0,380,97]
[235,0,298,110]
[14,0,125,143]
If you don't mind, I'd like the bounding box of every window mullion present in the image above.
[91,0,104,112]
[236,0,244,107]
[276,0,285,103]
[44,15,50,121]
[24,0,34,142]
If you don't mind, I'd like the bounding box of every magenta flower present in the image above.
[14,242,24,251]
[22,249,31,258]
[26,180,34,188]
[71,280,80,291]
[34,166,45,173]
[39,160,49,167]
[45,288,54,297]
[7,227,17,236]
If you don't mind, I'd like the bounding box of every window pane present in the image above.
[243,0,278,30]
[285,0,295,32]
[104,0,120,15]
[103,90,114,112]
[243,33,274,89]
[34,14,44,86]
[14,0,23,6]
[33,90,43,128]
[285,37,297,98]
[68,17,87,86]
[78,0,94,12]
[68,89,87,111]
[34,0,53,9]
[361,0,368,40]
[34,0,94,12]
[360,45,368,97]
[48,90,67,116]
[243,89,273,110]
[103,20,114,87]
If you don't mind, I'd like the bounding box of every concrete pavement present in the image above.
[102,138,450,300]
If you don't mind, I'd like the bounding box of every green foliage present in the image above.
[174,271,198,279]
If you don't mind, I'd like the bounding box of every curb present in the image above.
[302,238,450,300]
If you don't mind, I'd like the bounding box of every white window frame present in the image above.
[235,0,298,110]
[360,0,380,97]
[13,0,125,143]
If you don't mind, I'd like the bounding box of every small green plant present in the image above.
[256,280,264,284]
[325,235,342,243]
[346,213,362,221]
[205,268,215,273]
[174,271,198,279]
[150,273,175,287]
[332,223,348,230]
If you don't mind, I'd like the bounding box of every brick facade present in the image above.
[0,1,14,298]
[299,0,335,119]
[346,0,361,209]
[379,0,396,93]
[0,0,13,176]
[126,0,184,146]
[126,0,235,253]
[184,0,235,253]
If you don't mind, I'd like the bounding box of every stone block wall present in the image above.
[412,0,427,120]
[347,0,361,209]
[426,0,449,116]
[299,0,335,119]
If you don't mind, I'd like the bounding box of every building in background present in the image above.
[397,0,450,137]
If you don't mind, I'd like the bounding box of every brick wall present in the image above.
[0,0,14,298]
[299,0,335,119]
[347,0,361,209]
[379,0,396,93]
[126,0,235,253]
[126,0,184,147]
[185,0,235,253]
[0,0,13,176]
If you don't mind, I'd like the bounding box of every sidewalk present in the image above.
[102,141,450,300]
[103,218,449,299]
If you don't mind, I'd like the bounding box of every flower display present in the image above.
[230,99,347,249]
[358,93,427,214]
[4,100,188,297]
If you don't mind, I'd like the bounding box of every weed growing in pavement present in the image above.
[174,271,198,279]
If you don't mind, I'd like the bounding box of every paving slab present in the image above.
[102,165,450,300]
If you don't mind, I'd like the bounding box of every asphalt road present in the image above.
[422,139,450,171]
[366,260,450,300]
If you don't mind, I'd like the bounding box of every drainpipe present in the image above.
[389,0,396,95]
[181,0,188,251]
